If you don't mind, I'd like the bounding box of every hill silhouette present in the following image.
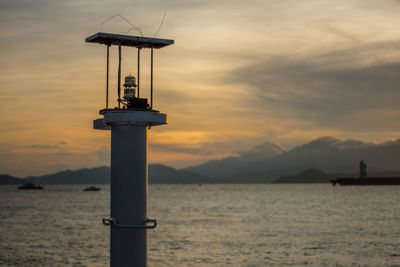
[0,165,206,185]
[2,136,400,184]
[185,136,400,183]
[0,174,23,184]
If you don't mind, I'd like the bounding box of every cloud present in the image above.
[150,143,212,155]
[227,41,400,132]
[96,146,110,165]
[0,143,111,177]
[150,141,244,156]
[295,136,375,151]
[31,141,67,150]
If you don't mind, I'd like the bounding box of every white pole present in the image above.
[94,110,167,267]
[110,124,148,267]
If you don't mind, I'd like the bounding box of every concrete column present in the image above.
[110,124,148,267]
[94,110,166,267]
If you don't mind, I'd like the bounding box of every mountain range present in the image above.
[183,136,400,183]
[0,164,207,185]
[2,136,400,184]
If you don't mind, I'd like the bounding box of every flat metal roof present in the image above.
[85,32,174,49]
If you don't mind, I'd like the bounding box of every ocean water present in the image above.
[0,184,399,266]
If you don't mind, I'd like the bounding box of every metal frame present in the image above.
[86,32,174,48]
[88,32,173,111]
[137,48,141,98]
[106,45,110,109]
[117,45,122,109]
[150,48,153,109]
[102,218,157,229]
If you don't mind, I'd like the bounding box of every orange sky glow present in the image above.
[2,0,400,176]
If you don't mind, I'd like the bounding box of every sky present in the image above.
[1,0,400,177]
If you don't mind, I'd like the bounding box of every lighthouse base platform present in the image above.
[93,109,167,130]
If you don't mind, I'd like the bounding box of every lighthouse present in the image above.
[85,32,174,267]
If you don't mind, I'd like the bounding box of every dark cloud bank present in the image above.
[228,41,400,131]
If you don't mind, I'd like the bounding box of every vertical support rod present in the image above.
[150,48,153,110]
[106,45,110,109]
[137,48,140,98]
[118,45,122,109]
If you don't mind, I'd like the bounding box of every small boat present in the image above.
[18,183,44,190]
[84,186,100,191]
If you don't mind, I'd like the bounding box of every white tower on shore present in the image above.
[86,32,174,267]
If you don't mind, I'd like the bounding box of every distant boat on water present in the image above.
[331,160,400,186]
[18,183,44,190]
[84,186,100,191]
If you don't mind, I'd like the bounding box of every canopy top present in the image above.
[85,32,174,49]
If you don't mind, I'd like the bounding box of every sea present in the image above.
[0,184,399,266]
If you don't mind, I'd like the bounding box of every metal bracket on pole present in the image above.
[102,218,157,229]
